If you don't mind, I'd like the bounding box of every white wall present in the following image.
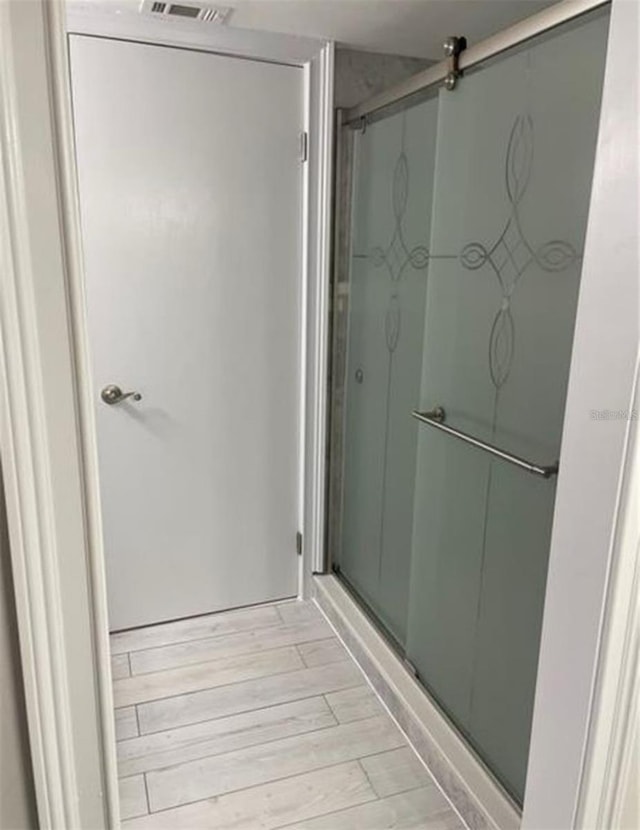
[617,726,639,830]
[0,1,115,824]
[0,468,37,830]
[522,0,639,826]
[334,47,429,109]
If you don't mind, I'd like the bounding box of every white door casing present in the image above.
[70,35,304,630]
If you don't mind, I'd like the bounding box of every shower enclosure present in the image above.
[328,5,610,806]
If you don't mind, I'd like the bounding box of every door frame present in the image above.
[0,2,332,826]
[0,2,637,830]
[65,0,334,604]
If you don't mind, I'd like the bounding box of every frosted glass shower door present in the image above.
[337,100,438,645]
[406,11,609,802]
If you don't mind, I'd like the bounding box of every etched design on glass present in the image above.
[369,152,431,290]
[362,131,432,358]
[350,112,434,587]
[356,115,580,400]
[358,115,579,384]
[459,115,580,388]
[385,294,401,352]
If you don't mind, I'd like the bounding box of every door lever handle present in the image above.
[101,384,142,405]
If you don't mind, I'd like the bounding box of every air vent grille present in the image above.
[140,0,232,23]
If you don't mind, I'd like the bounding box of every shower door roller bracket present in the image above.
[442,35,467,91]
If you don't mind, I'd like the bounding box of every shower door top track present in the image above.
[344,0,610,125]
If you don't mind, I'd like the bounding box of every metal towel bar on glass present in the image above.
[411,407,559,479]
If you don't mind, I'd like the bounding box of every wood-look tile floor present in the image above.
[111,599,466,829]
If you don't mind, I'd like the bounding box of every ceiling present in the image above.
[70,0,559,59]
[219,0,559,59]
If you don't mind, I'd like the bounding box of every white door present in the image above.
[70,35,303,631]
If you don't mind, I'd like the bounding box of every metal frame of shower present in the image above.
[342,0,609,126]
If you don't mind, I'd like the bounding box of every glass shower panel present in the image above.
[336,99,439,645]
[407,10,609,802]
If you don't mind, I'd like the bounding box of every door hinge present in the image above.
[296,531,303,556]
[299,131,308,163]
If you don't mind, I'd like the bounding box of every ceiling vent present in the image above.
[140,0,232,23]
